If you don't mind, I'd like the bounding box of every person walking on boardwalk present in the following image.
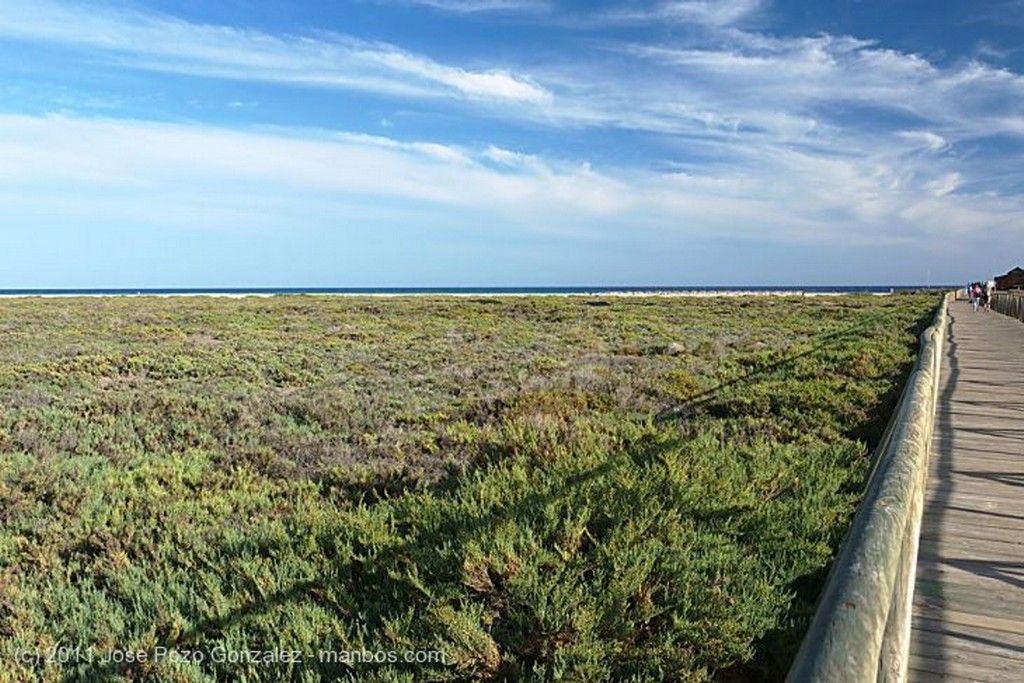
[971,282,983,311]
[985,278,996,312]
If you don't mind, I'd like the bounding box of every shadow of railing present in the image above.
[656,313,911,426]
[941,558,1024,590]
[58,452,629,682]
[945,504,1024,522]
[909,299,959,682]
[954,470,1024,488]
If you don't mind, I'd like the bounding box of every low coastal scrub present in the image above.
[0,293,938,681]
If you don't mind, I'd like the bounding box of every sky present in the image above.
[1,0,1023,287]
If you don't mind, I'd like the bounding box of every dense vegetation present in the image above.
[0,293,938,682]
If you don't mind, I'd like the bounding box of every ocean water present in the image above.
[0,285,947,297]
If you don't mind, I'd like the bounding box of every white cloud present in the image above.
[382,0,551,13]
[599,0,766,27]
[483,145,548,173]
[546,28,1024,156]
[660,0,766,26]
[1,112,1019,255]
[0,0,551,104]
[517,24,1024,238]
[898,131,949,152]
[925,173,962,198]
[0,114,632,237]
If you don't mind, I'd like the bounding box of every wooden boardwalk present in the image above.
[909,300,1024,682]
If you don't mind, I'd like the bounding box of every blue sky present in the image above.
[1,0,1022,287]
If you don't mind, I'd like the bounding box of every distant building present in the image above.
[994,266,1024,290]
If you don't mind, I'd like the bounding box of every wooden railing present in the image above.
[991,290,1024,322]
[786,292,950,683]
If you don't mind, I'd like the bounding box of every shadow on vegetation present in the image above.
[656,310,928,453]
[63,456,626,682]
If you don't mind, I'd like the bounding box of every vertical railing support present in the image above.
[990,291,1024,322]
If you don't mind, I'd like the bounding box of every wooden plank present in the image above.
[924,495,1024,514]
[929,452,1024,467]
[908,668,989,682]
[915,562,1024,591]
[939,445,1024,458]
[923,493,1024,510]
[931,444,1024,459]
[944,408,1024,422]
[914,577,1024,604]
[923,489,1024,514]
[922,510,1024,531]
[949,399,1024,408]
[924,479,1024,496]
[917,536,1024,565]
[923,481,1024,503]
[942,386,1024,396]
[912,615,1024,651]
[915,552,1024,585]
[921,505,1024,528]
[908,653,1023,682]
[926,478,1024,493]
[929,450,1024,466]
[920,528,1024,547]
[921,518,1024,540]
[922,503,1024,526]
[934,410,1024,423]
[924,472,1024,490]
[918,525,1024,549]
[912,582,1024,620]
[911,638,1024,673]
[922,496,1024,513]
[950,432,1024,447]
[921,507,1024,530]
[928,464,1024,479]
[938,504,1024,525]
[926,508,1024,528]
[927,474,1024,490]
[932,448,1024,461]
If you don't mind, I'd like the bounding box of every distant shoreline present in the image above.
[0,286,948,299]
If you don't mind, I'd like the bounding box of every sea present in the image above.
[0,286,949,297]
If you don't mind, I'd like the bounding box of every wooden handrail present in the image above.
[785,292,950,683]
